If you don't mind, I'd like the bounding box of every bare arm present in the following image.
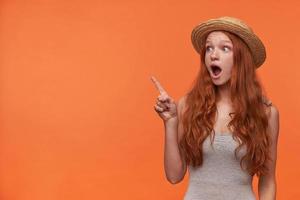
[258,104,280,200]
[150,76,187,184]
[163,96,187,184]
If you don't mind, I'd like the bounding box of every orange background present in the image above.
[0,0,299,199]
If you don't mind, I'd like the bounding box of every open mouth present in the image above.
[211,65,222,77]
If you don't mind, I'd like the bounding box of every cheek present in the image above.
[225,55,234,70]
[223,57,234,76]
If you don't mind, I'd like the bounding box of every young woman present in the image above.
[151,16,279,200]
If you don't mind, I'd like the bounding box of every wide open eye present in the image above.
[206,46,213,51]
[223,46,231,52]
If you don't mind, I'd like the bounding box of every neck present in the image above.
[216,82,232,105]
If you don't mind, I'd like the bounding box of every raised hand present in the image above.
[150,76,178,122]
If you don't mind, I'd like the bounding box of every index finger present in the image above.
[150,76,168,95]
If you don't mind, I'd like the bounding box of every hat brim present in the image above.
[191,18,266,68]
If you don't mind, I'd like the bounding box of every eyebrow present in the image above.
[206,40,232,44]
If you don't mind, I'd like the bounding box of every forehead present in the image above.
[205,31,232,44]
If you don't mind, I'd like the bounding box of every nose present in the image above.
[210,49,219,61]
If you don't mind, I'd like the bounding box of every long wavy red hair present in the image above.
[179,31,272,177]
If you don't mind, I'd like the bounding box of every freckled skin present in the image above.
[205,31,234,86]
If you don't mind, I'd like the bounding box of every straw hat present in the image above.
[191,16,266,68]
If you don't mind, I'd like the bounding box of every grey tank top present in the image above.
[183,133,256,200]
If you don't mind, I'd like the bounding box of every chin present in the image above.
[212,79,230,86]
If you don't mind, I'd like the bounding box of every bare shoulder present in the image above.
[268,104,280,132]
[269,104,279,120]
[264,100,280,140]
[262,96,272,107]
[262,97,279,119]
[262,97,273,117]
